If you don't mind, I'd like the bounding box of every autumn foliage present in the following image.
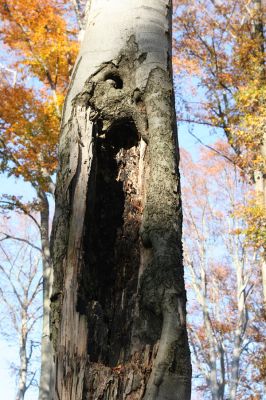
[173,0,266,257]
[0,0,78,191]
[174,0,265,165]
[0,85,59,187]
[0,2,79,398]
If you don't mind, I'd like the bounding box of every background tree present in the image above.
[181,143,265,399]
[173,0,266,304]
[50,0,191,399]
[0,224,42,400]
[0,0,78,397]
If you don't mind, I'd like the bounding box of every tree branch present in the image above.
[0,233,42,252]
[187,130,236,165]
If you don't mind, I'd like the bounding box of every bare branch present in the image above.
[187,130,236,165]
[0,200,41,231]
[0,233,42,252]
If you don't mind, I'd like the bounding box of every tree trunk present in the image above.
[16,309,27,400]
[50,1,191,399]
[252,0,266,308]
[229,253,248,399]
[39,190,55,400]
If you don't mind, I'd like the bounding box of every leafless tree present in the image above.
[181,147,264,399]
[0,237,42,400]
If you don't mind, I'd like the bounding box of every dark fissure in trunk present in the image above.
[78,119,142,367]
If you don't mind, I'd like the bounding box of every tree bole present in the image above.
[50,1,191,398]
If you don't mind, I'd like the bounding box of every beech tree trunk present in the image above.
[16,309,27,400]
[39,190,55,400]
[50,1,191,399]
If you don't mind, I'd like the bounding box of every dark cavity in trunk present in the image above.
[77,118,142,367]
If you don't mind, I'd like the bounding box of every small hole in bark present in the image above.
[104,73,123,89]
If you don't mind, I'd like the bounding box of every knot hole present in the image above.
[104,72,123,89]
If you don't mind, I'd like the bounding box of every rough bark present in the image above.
[50,1,191,399]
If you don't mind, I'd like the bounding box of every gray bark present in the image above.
[229,255,248,400]
[38,191,55,400]
[16,309,27,400]
[50,1,191,399]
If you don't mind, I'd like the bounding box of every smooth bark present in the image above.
[38,190,54,400]
[16,309,27,400]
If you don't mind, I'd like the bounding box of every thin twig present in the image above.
[187,131,236,165]
[0,233,42,252]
